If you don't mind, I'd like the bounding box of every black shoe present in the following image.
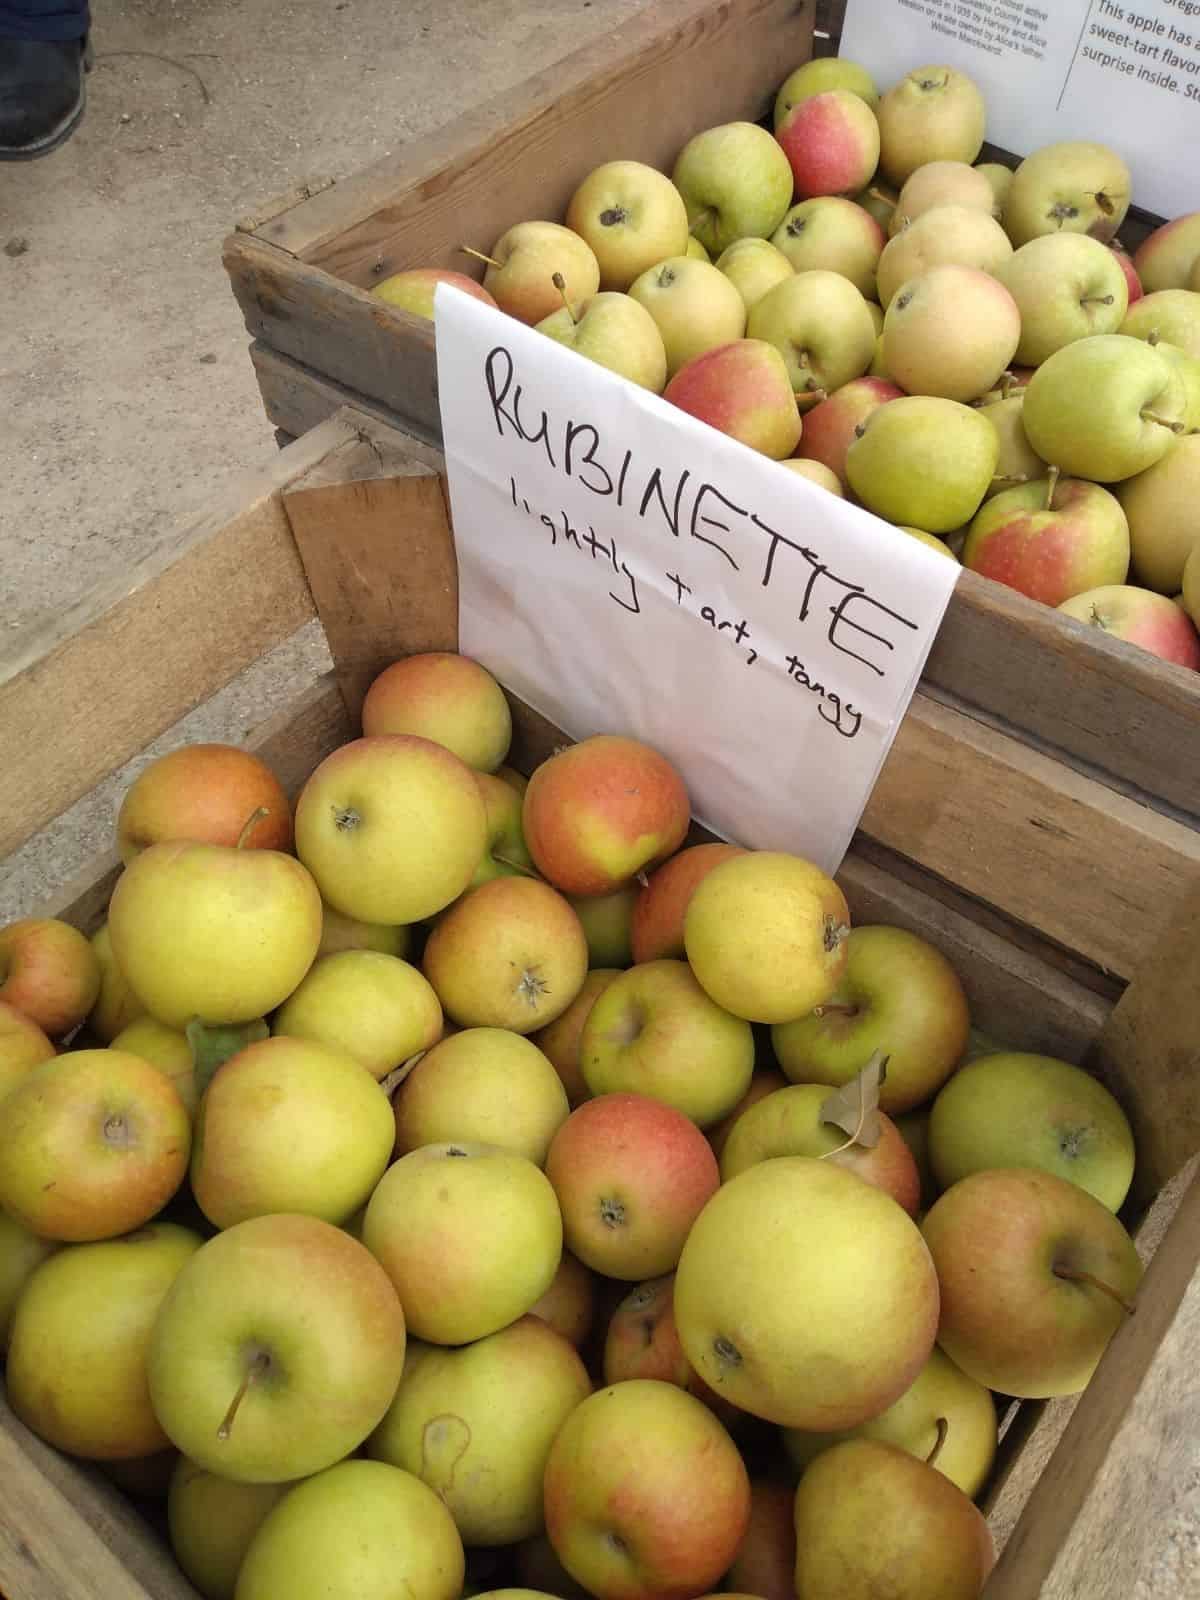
[0,35,92,162]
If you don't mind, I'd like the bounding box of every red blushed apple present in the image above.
[963,473,1130,607]
[544,1379,751,1600]
[601,1274,744,1432]
[117,744,292,862]
[372,268,498,318]
[664,339,802,459]
[776,90,881,200]
[796,377,904,488]
[532,968,622,1107]
[523,736,690,897]
[630,843,746,964]
[1110,246,1144,306]
[361,652,513,774]
[0,918,101,1038]
[545,1093,719,1280]
[1058,584,1200,669]
[528,1251,597,1347]
[0,1000,56,1100]
[726,1479,796,1600]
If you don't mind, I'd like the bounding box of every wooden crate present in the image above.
[1,406,1197,1599]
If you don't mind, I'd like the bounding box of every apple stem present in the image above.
[866,186,893,207]
[492,851,541,879]
[999,371,1017,399]
[926,1416,949,1468]
[460,245,502,270]
[1053,1265,1136,1316]
[551,272,576,323]
[688,208,714,238]
[1080,294,1115,308]
[812,1003,859,1019]
[1044,465,1060,511]
[236,807,271,851]
[217,1350,271,1440]
[380,1051,426,1099]
[1141,409,1185,433]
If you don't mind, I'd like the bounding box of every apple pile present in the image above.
[375,57,1200,672]
[0,654,1146,1600]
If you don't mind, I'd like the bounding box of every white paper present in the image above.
[434,286,959,875]
[840,1,1200,221]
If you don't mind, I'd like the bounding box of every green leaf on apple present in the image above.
[820,1052,888,1150]
[187,1018,270,1097]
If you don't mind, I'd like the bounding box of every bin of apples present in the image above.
[0,652,1144,1600]
[377,55,1200,672]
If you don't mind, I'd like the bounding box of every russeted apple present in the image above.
[998,233,1129,366]
[0,916,100,1038]
[568,884,638,968]
[715,238,794,312]
[1058,584,1200,669]
[273,950,442,1079]
[1121,288,1200,361]
[537,290,669,392]
[1134,211,1200,292]
[0,997,54,1099]
[725,1480,796,1600]
[88,922,146,1041]
[774,56,879,126]
[794,375,903,488]
[769,197,884,297]
[748,269,878,402]
[168,1460,289,1600]
[963,472,1131,607]
[882,265,1020,402]
[890,160,996,235]
[372,268,497,318]
[0,1210,57,1349]
[627,256,746,378]
[846,395,998,534]
[672,121,794,256]
[1004,140,1131,248]
[776,89,880,200]
[876,66,986,186]
[564,160,690,290]
[116,743,293,861]
[531,968,620,1107]
[663,339,803,459]
[875,204,1012,308]
[475,221,599,325]
[361,653,512,772]
[1118,435,1200,594]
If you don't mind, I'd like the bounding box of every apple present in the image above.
[846,395,999,533]
[747,270,878,401]
[1058,584,1200,668]
[602,1273,693,1389]
[531,968,620,1107]
[663,339,803,459]
[1116,434,1200,596]
[792,1439,994,1600]
[1022,334,1189,483]
[922,1167,1143,1396]
[875,205,1012,308]
[898,526,958,557]
[674,1157,938,1427]
[316,902,409,959]
[770,197,885,296]
[273,950,442,1079]
[0,917,100,1038]
[117,744,292,861]
[88,921,146,1041]
[977,393,1044,498]
[0,1048,188,1240]
[361,652,512,773]
[369,1316,591,1545]
[569,883,638,967]
[423,876,588,1032]
[364,1141,562,1344]
[522,735,690,897]
[976,160,1014,212]
[537,290,669,392]
[1184,542,1200,627]
[883,265,1020,402]
[393,1026,569,1164]
[1154,340,1200,430]
[6,1222,201,1459]
[565,160,690,290]
[528,1251,596,1347]
[1121,288,1200,360]
[779,458,843,494]
[0,997,54,1100]
[191,1036,394,1229]
[168,1460,289,1600]
[479,221,600,325]
[372,268,497,317]
[1004,140,1132,248]
[963,472,1131,606]
[726,1480,795,1600]
[890,160,996,235]
[856,179,898,231]
[1134,211,1200,292]
[544,1380,750,1600]
[0,1210,58,1349]
[706,1066,788,1161]
[672,121,795,256]
[515,1536,592,1600]
[627,256,746,377]
[150,1214,406,1480]
[774,57,879,126]
[580,958,754,1127]
[876,66,987,186]
[776,89,881,201]
[868,332,892,378]
[715,237,794,312]
[468,771,536,889]
[685,851,850,1025]
[235,1459,465,1600]
[630,843,744,964]
[684,236,710,261]
[1110,245,1144,306]
[998,233,1129,366]
[545,1092,719,1279]
[794,375,903,487]
[295,735,487,925]
[110,1016,197,1115]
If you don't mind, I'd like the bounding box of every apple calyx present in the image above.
[824,916,851,954]
[599,206,629,228]
[711,1334,743,1373]
[1052,1264,1136,1316]
[599,1196,626,1229]
[236,806,271,850]
[446,1145,469,1157]
[460,245,502,270]
[515,967,550,1010]
[916,71,950,92]
[551,271,577,324]
[332,804,361,833]
[218,1348,272,1440]
[926,1416,950,1468]
[102,1112,132,1148]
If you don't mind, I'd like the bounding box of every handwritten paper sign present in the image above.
[434,286,959,873]
[841,0,1200,220]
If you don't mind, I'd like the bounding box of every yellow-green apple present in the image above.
[674,1157,938,1427]
[168,1460,289,1600]
[496,762,528,796]
[792,1439,994,1600]
[898,526,959,557]
[890,160,996,235]
[923,1168,1143,1397]
[544,1380,750,1600]
[876,67,986,186]
[997,234,1128,366]
[88,921,146,1041]
[866,298,885,334]
[364,1141,561,1344]
[783,1345,996,1498]
[532,968,620,1107]
[393,1027,569,1164]
[469,771,535,888]
[111,1017,197,1114]
[149,1214,406,1481]
[1153,340,1200,430]
[190,1036,393,1228]
[235,1459,464,1600]
[779,458,843,494]
[1022,334,1188,482]
[1121,288,1200,360]
[774,57,879,125]
[630,843,744,964]
[537,291,669,392]
[1058,583,1200,667]
[368,1317,591,1545]
[0,917,100,1037]
[528,1251,596,1347]
[963,473,1131,605]
[515,1536,592,1600]
[6,1222,201,1459]
[569,883,638,967]
[856,179,898,230]
[1119,434,1200,593]
[770,197,885,296]
[1185,543,1200,627]
[868,332,892,377]
[1004,140,1132,248]
[361,652,512,772]
[544,1092,719,1279]
[295,735,487,925]
[794,375,903,488]
[1135,212,1200,291]
[317,902,409,959]
[522,735,690,897]
[846,394,999,531]
[0,1049,188,1239]
[719,1083,920,1215]
[0,997,54,1099]
[685,851,850,1024]
[478,221,600,325]
[565,160,690,290]
[685,235,711,261]
[725,1480,796,1600]
[771,925,968,1114]
[978,393,1044,498]
[663,339,803,458]
[672,121,795,256]
[883,265,1020,401]
[580,959,753,1127]
[747,270,877,401]
[423,876,588,1032]
[706,1066,788,1160]
[976,160,1014,212]
[117,744,292,860]
[0,1211,57,1348]
[372,268,497,317]
[896,1106,938,1209]
[875,204,1012,307]
[776,90,881,201]
[715,238,794,312]
[273,950,442,1079]
[627,256,746,377]
[929,1051,1136,1209]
